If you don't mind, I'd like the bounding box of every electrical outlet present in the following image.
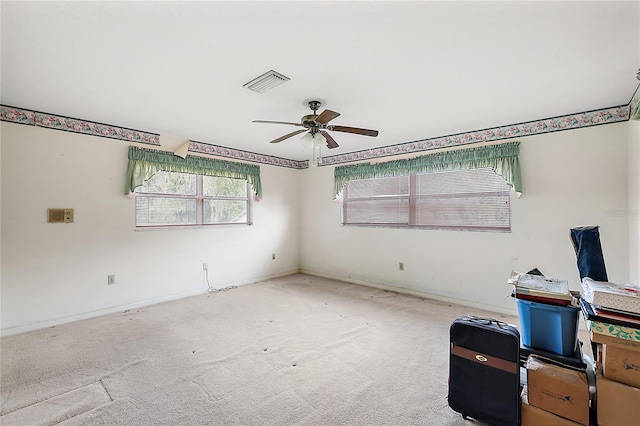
[202,263,208,271]
[107,274,116,285]
[272,253,276,260]
[399,262,404,271]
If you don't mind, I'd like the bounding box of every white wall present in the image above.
[1,119,635,334]
[630,119,640,283]
[0,122,301,335]
[300,123,631,315]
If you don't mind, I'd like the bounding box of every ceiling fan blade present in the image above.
[253,120,304,127]
[269,129,307,144]
[315,109,341,124]
[320,131,339,149]
[330,125,379,137]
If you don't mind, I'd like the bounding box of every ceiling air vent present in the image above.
[243,70,290,93]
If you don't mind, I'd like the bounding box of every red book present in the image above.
[513,291,573,306]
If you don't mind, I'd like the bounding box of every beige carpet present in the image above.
[2,274,531,425]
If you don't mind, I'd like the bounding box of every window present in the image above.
[341,168,511,231]
[135,171,251,228]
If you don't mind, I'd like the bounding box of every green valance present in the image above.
[334,141,522,198]
[125,146,262,198]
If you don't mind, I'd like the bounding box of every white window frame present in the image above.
[134,172,252,229]
[341,168,511,232]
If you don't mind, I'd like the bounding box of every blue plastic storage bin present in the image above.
[516,299,580,356]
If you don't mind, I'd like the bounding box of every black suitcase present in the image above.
[448,316,521,426]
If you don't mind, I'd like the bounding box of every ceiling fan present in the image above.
[252,100,379,149]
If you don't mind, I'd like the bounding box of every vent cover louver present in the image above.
[243,70,290,93]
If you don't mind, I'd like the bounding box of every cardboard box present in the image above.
[589,320,640,343]
[596,369,640,425]
[602,344,640,388]
[590,330,640,352]
[521,386,582,425]
[595,343,603,363]
[526,356,590,425]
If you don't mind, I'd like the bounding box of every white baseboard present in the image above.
[301,269,519,318]
[0,288,205,337]
[1,269,301,337]
[226,269,301,288]
[2,269,587,337]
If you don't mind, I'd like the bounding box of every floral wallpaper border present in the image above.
[320,104,630,166]
[188,141,307,169]
[1,105,160,145]
[1,101,633,169]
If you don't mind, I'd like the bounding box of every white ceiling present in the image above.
[2,1,639,161]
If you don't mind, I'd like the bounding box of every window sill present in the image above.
[134,223,252,232]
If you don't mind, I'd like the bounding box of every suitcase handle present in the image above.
[465,315,509,328]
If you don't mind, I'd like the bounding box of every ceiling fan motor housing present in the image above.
[301,101,323,134]
[302,114,319,127]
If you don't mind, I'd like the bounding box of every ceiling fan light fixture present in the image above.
[305,132,326,167]
[300,131,325,145]
[243,70,290,93]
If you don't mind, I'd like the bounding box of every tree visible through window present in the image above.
[341,168,511,231]
[135,171,251,227]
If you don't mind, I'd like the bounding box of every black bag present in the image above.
[448,316,521,426]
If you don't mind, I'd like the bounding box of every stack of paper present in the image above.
[580,278,640,329]
[581,278,640,315]
[508,271,576,306]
